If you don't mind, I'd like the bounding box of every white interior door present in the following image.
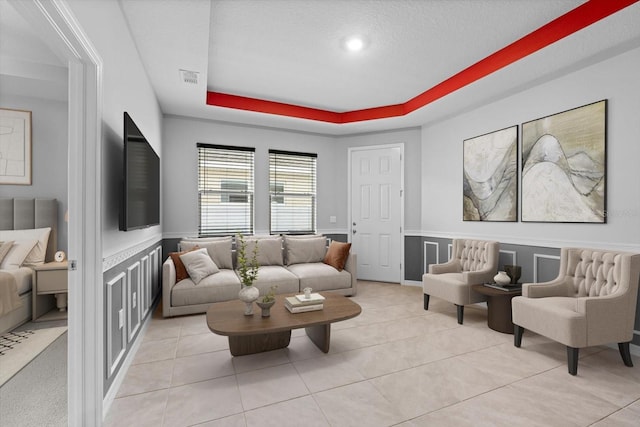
[350,145,403,282]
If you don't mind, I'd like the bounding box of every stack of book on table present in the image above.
[285,293,325,313]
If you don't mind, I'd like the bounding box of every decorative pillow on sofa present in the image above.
[0,239,38,270]
[169,247,199,282]
[179,248,220,284]
[284,235,327,265]
[323,241,351,271]
[243,236,283,266]
[180,237,233,270]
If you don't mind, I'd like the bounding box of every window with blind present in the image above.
[198,144,254,235]
[269,150,317,234]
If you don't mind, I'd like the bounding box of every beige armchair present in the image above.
[512,248,640,375]
[423,239,499,324]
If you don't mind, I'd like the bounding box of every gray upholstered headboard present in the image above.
[0,198,58,262]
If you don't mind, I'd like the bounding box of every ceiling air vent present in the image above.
[179,69,199,85]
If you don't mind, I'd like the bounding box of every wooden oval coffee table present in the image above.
[206,292,361,356]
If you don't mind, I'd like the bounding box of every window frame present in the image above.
[197,143,255,236]
[268,149,317,234]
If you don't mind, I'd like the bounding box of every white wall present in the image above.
[421,46,640,250]
[162,116,338,236]
[68,0,163,259]
[0,94,69,251]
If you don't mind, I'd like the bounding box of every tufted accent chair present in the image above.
[423,239,499,324]
[512,248,640,375]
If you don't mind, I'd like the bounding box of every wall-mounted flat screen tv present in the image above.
[120,112,160,231]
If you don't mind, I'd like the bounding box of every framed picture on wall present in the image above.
[521,100,606,223]
[0,108,32,185]
[463,125,518,221]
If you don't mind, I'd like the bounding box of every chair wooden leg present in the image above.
[423,294,430,311]
[514,325,523,347]
[456,305,464,324]
[567,347,579,375]
[618,342,634,367]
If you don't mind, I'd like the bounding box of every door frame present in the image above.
[347,143,405,284]
[13,1,104,425]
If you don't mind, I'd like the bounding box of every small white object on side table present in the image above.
[32,261,68,321]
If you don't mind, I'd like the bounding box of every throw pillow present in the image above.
[179,248,220,284]
[0,239,38,270]
[0,240,14,264]
[323,241,352,271]
[180,237,233,269]
[169,247,198,282]
[284,236,327,265]
[243,236,284,266]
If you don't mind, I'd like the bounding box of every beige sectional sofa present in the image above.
[162,235,357,317]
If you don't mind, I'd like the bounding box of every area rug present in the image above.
[0,326,67,387]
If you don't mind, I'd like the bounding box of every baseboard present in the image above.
[402,280,422,287]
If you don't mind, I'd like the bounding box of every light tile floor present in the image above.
[105,281,640,427]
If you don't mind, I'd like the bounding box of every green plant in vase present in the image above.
[237,233,259,286]
[236,234,260,315]
[257,285,278,317]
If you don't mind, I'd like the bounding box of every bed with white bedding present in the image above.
[0,198,58,334]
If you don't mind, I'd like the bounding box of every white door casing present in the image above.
[349,144,404,283]
[11,1,104,425]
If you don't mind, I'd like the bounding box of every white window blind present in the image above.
[269,150,317,234]
[198,144,254,235]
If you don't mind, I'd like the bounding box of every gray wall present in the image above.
[162,118,421,239]
[68,0,164,260]
[0,94,69,251]
[420,46,640,251]
[163,116,341,236]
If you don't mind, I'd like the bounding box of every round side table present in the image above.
[472,284,522,334]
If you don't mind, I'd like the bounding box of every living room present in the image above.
[2,0,640,425]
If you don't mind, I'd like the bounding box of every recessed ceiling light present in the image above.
[344,36,365,52]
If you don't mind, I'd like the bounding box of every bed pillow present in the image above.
[180,237,233,270]
[0,240,14,265]
[180,248,219,284]
[0,227,51,266]
[323,241,352,271]
[0,239,38,270]
[284,236,327,265]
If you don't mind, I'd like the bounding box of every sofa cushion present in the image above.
[323,241,351,271]
[252,265,299,295]
[284,235,327,265]
[171,269,241,307]
[244,236,284,266]
[287,263,352,292]
[180,248,220,284]
[180,237,233,270]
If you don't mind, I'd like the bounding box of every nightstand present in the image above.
[32,261,68,321]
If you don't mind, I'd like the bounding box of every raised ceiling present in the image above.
[121,0,640,135]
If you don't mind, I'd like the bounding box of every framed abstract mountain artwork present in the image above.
[463,125,518,221]
[521,100,606,223]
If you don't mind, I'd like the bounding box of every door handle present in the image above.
[352,222,356,226]
[352,229,357,234]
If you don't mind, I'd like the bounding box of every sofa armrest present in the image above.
[429,259,461,274]
[462,269,495,285]
[577,293,634,344]
[343,253,357,295]
[162,257,177,317]
[523,278,571,298]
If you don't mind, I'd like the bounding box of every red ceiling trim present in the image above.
[207,0,638,124]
